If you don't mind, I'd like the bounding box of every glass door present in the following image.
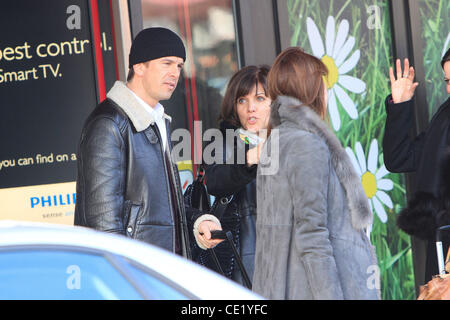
[140,0,240,190]
[276,0,415,300]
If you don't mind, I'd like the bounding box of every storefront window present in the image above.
[277,0,415,300]
[417,0,449,118]
[140,0,239,190]
[141,0,238,131]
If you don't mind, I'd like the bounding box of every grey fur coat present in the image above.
[252,96,380,300]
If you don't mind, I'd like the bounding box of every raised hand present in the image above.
[389,58,419,104]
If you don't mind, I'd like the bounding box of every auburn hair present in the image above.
[268,47,328,119]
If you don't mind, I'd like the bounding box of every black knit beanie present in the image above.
[129,27,186,66]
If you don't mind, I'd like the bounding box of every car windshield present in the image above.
[125,261,190,300]
[0,249,142,300]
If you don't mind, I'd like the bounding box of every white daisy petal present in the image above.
[377,179,394,191]
[368,199,373,213]
[345,147,362,176]
[325,16,335,56]
[376,164,390,179]
[338,50,360,75]
[332,19,349,58]
[443,32,450,58]
[307,17,325,58]
[355,142,367,173]
[328,89,341,131]
[334,84,358,119]
[366,223,373,240]
[335,36,355,67]
[376,190,394,209]
[372,196,388,223]
[338,75,366,94]
[367,139,378,174]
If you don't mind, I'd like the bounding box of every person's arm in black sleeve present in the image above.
[434,118,450,239]
[77,117,126,234]
[204,129,258,196]
[204,161,256,197]
[383,59,424,173]
[382,94,426,173]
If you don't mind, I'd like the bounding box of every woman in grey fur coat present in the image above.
[252,47,380,300]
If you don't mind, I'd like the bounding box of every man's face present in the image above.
[136,56,184,106]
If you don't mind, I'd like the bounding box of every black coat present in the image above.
[383,95,450,280]
[74,86,190,258]
[204,121,258,285]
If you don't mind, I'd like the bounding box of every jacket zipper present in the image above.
[150,123,177,254]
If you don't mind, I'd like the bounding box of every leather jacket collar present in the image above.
[106,81,172,132]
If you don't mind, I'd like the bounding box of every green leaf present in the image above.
[384,246,411,270]
[428,20,438,32]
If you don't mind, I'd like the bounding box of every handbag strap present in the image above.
[212,195,234,221]
[197,163,233,220]
[225,231,252,289]
[196,163,206,183]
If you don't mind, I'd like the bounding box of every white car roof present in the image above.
[0,220,262,300]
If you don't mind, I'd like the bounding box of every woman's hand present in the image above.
[246,141,264,167]
[389,58,419,104]
[197,220,224,249]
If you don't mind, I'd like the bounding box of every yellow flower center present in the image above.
[321,55,339,89]
[361,172,377,199]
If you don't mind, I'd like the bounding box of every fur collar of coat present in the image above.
[107,81,172,132]
[271,95,373,230]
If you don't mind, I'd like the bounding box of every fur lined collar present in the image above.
[272,96,373,230]
[106,81,172,132]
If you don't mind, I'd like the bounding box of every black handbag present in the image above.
[183,165,211,213]
[197,195,241,279]
[183,165,243,282]
[184,165,211,263]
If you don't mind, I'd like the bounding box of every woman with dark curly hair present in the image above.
[192,65,271,287]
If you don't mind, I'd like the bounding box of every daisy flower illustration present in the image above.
[345,139,393,224]
[443,32,450,58]
[307,16,366,131]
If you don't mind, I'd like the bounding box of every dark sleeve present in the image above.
[382,94,426,173]
[77,117,126,234]
[202,127,257,197]
[204,162,256,197]
[435,123,450,238]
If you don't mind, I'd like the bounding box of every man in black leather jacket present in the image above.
[74,27,191,258]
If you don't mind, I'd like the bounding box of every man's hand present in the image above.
[196,220,224,249]
[389,58,419,104]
